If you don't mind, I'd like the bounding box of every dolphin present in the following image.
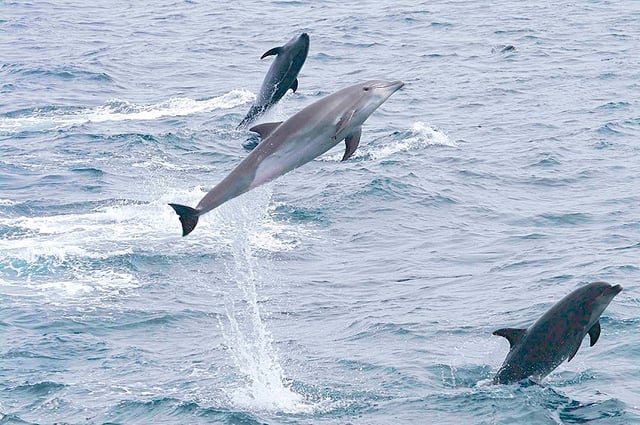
[237,33,310,129]
[492,281,622,384]
[170,80,404,236]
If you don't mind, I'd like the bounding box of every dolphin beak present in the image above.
[389,80,405,91]
[609,284,623,295]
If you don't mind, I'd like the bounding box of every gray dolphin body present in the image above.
[493,281,622,384]
[237,33,310,129]
[170,80,404,236]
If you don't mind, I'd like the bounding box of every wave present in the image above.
[0,89,254,134]
[2,63,114,82]
[366,122,458,160]
[320,122,457,162]
[0,186,313,300]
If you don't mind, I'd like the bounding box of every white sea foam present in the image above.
[37,280,93,297]
[0,264,139,302]
[0,183,312,302]
[0,89,255,133]
[402,121,457,148]
[320,122,456,162]
[365,122,456,160]
[0,187,308,265]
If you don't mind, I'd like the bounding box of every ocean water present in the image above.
[1,0,639,424]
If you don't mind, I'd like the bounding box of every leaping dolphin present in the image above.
[237,33,310,129]
[492,281,622,384]
[170,80,404,236]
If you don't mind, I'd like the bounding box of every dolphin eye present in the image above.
[363,87,370,91]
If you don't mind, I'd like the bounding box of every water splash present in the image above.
[320,121,456,162]
[216,190,312,414]
[365,122,457,160]
[407,121,456,146]
[0,89,255,134]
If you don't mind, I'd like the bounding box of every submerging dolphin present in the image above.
[237,33,310,129]
[170,80,404,236]
[492,281,622,384]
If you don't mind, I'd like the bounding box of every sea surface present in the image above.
[1,1,639,424]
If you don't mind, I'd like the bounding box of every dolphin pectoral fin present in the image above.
[493,328,526,348]
[342,127,362,161]
[334,110,356,140]
[169,203,200,237]
[249,121,283,139]
[567,343,581,362]
[261,47,282,59]
[588,320,601,347]
[290,78,299,93]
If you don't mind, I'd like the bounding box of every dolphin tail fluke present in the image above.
[169,203,199,236]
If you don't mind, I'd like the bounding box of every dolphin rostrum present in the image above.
[492,281,622,384]
[237,33,310,129]
[170,80,404,236]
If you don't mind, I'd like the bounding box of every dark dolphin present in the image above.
[493,281,622,384]
[237,33,310,129]
[170,80,404,236]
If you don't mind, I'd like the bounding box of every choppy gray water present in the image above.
[1,1,639,424]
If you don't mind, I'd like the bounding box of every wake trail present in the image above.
[0,89,255,134]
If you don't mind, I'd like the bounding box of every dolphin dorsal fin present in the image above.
[261,47,282,59]
[342,127,361,161]
[493,328,526,348]
[290,78,299,93]
[249,122,283,139]
[588,320,601,347]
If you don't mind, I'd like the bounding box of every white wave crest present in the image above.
[0,183,313,301]
[0,199,18,207]
[321,121,456,162]
[406,121,457,148]
[0,89,255,133]
[364,122,457,161]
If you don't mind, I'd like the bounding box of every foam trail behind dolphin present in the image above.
[0,90,254,134]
